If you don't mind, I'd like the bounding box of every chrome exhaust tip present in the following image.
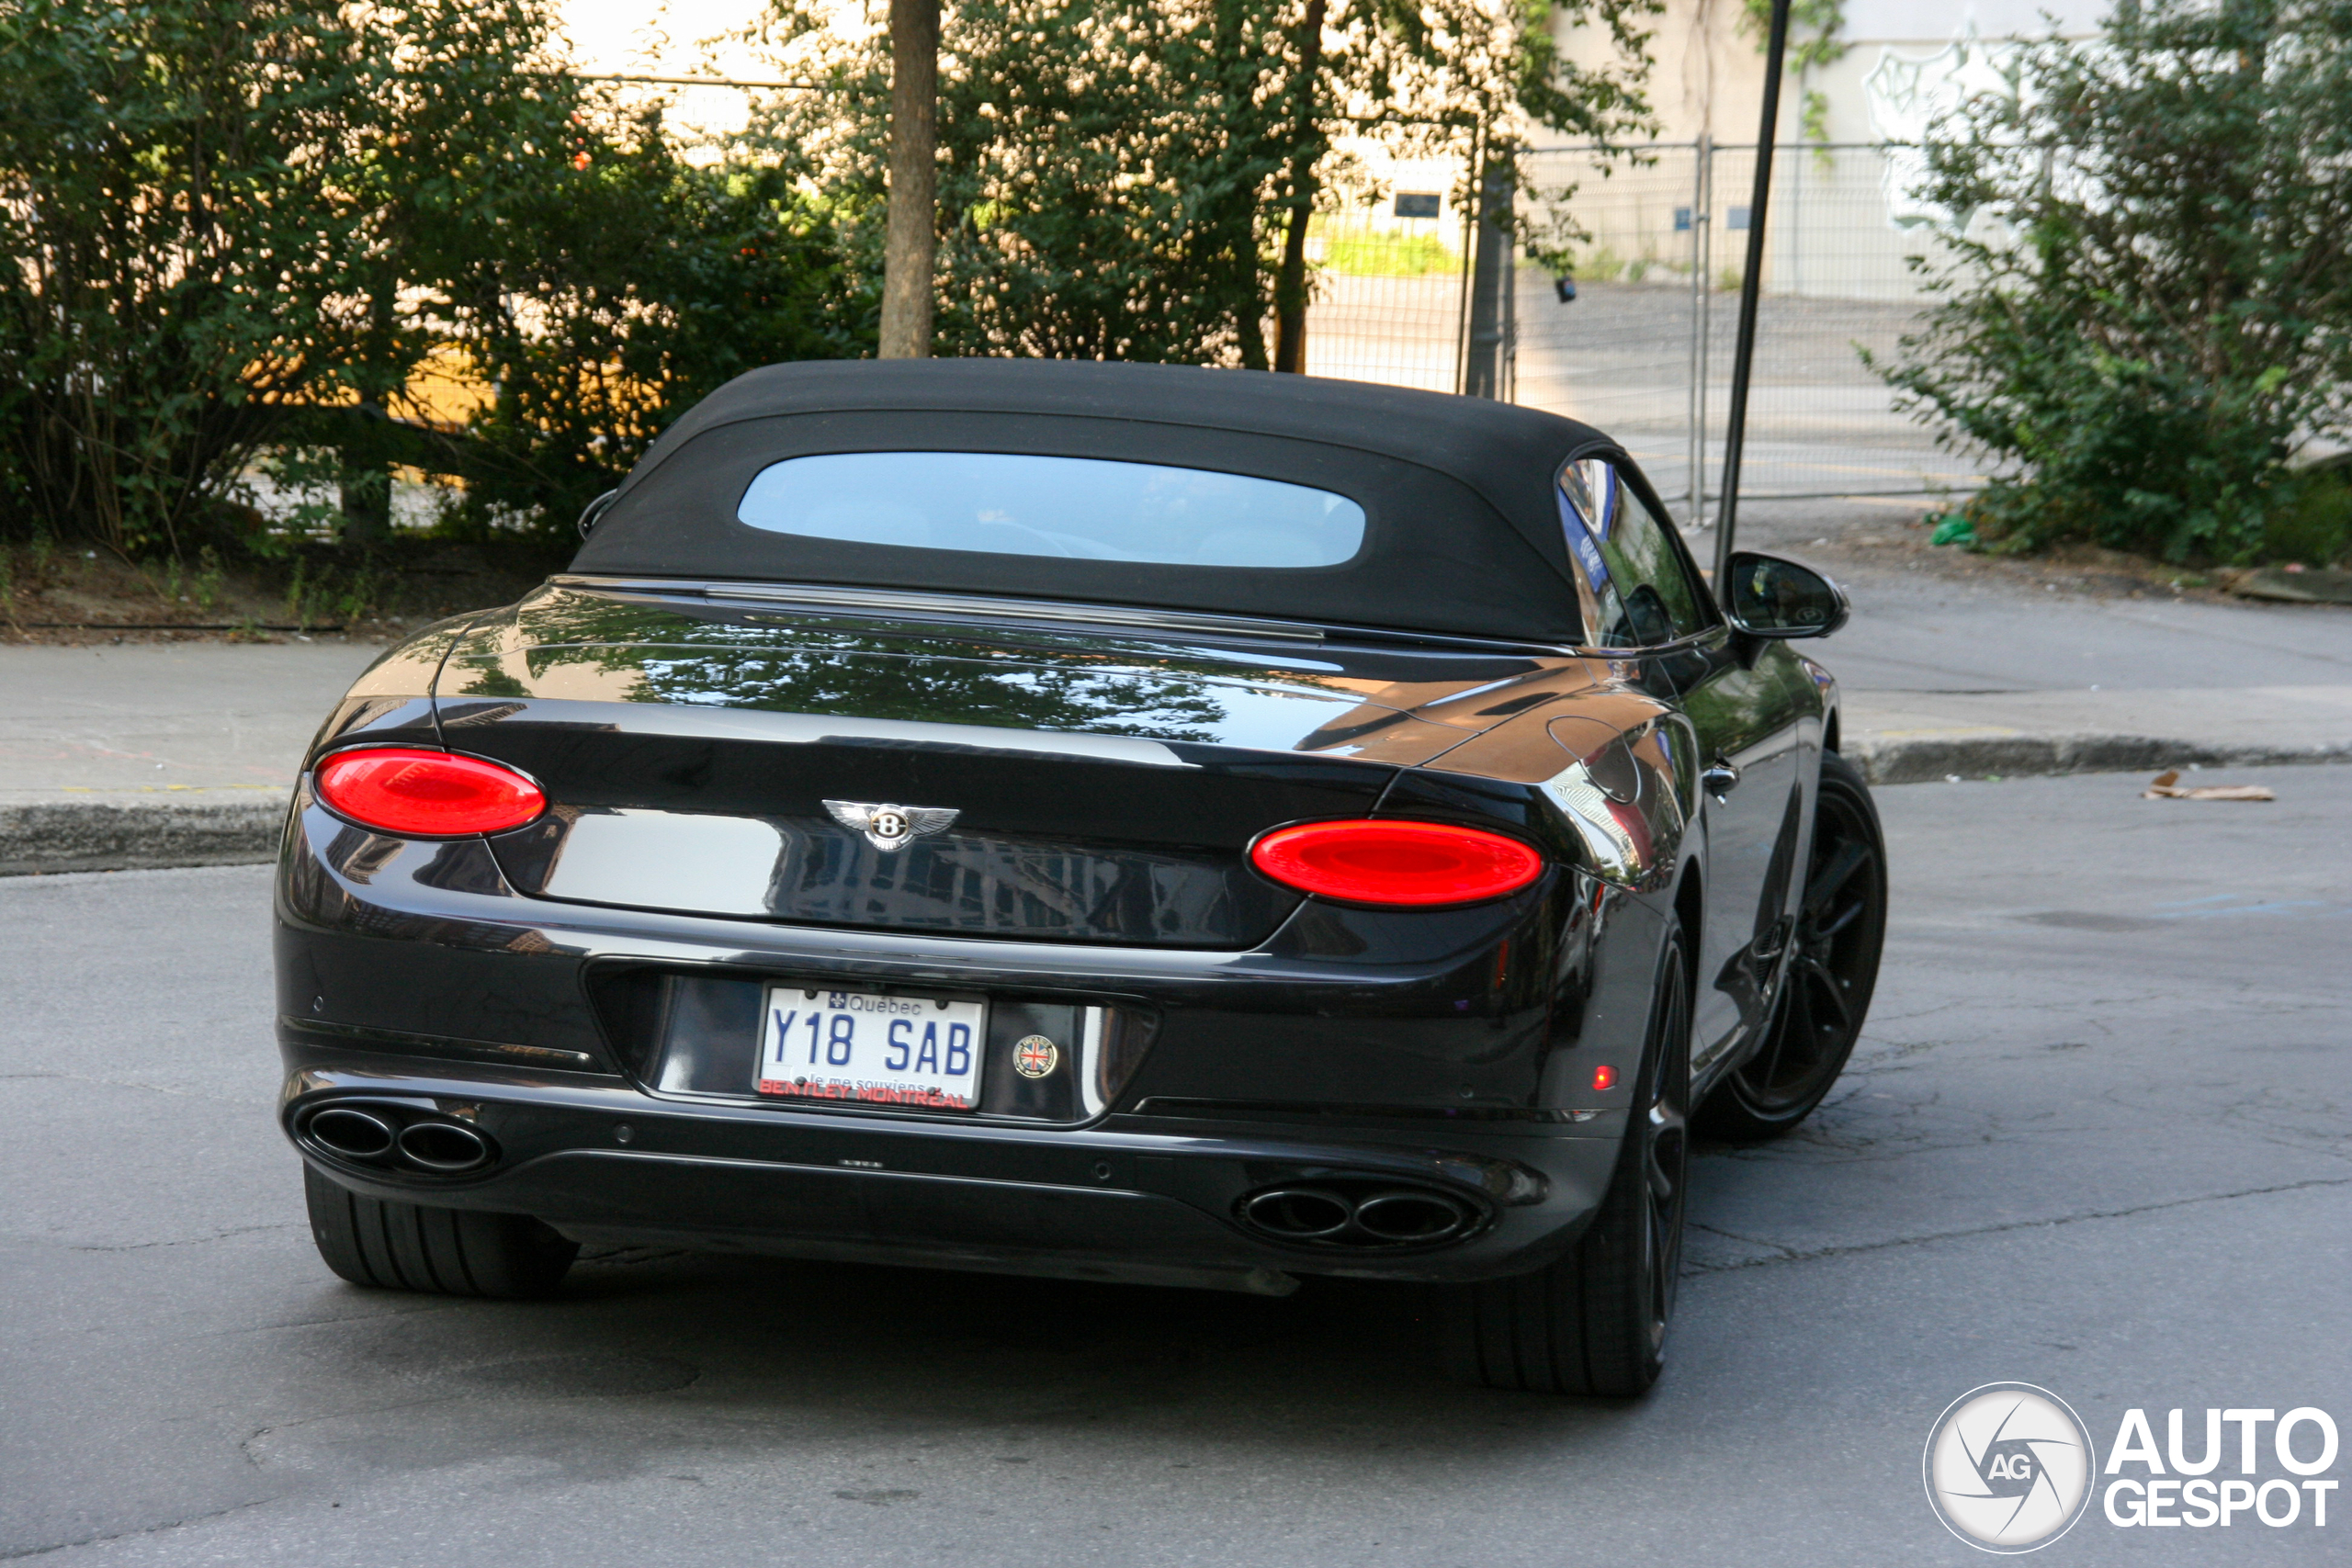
[1236,1178,1486,1248]
[1241,1187,1355,1239]
[1352,1190,1474,1243]
[304,1107,396,1160]
[395,1120,494,1173]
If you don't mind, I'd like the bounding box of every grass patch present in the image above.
[1318,231,1460,277]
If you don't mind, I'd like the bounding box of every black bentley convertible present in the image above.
[277,360,1884,1395]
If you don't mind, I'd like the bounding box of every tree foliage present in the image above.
[0,0,865,557]
[409,103,869,539]
[0,0,1651,558]
[0,0,441,555]
[758,0,1655,366]
[1739,0,1850,145]
[1872,0,2352,565]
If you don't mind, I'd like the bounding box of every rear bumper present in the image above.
[281,1050,1627,1291]
[277,788,1665,1292]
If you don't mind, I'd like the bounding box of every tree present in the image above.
[1871,0,2352,564]
[1263,0,1657,368]
[758,0,1654,370]
[0,0,449,556]
[880,0,942,357]
[406,96,869,538]
[0,0,867,556]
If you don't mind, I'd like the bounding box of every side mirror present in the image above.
[1554,276,1577,304]
[1723,551,1849,639]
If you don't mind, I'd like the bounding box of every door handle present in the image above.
[1702,760,1741,800]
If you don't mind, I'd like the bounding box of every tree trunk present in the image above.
[1210,0,1270,371]
[1271,0,1327,375]
[1463,142,1515,399]
[879,0,941,359]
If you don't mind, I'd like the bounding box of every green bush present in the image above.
[0,0,864,558]
[2259,468,2352,568]
[1871,0,2352,565]
[415,119,869,541]
[0,0,474,557]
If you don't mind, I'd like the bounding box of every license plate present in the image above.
[756,987,985,1111]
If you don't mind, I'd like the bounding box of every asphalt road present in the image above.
[3,766,2346,1565]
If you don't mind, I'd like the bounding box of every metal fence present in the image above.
[1297,209,1479,395]
[1304,141,1987,519]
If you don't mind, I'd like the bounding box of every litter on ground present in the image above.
[2143,769,2276,802]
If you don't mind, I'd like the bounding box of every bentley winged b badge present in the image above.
[823,800,960,852]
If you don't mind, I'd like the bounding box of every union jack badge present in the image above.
[1012,1034,1058,1077]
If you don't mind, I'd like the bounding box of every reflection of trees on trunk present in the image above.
[442,660,530,699]
[504,589,1361,686]
[511,641,1230,742]
[452,590,1281,739]
[770,829,1256,943]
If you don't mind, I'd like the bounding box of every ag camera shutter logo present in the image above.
[1924,1382,2098,1552]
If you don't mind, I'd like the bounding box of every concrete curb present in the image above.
[1848,733,2352,786]
[3,731,2346,874]
[0,791,290,876]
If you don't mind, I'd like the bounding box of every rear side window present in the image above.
[735,451,1367,569]
[1557,459,1709,648]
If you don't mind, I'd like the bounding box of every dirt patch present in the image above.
[1762,508,2266,606]
[0,539,556,646]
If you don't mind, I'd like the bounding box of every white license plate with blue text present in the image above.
[756,987,985,1111]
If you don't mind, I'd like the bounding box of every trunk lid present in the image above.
[429,582,1594,948]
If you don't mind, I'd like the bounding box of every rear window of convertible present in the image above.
[733,451,1368,569]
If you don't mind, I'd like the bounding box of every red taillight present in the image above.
[1248,819,1544,908]
[313,748,547,837]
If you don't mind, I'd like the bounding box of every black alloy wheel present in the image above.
[1438,919,1692,1397]
[1699,750,1887,1140]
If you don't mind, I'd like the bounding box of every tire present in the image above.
[1437,919,1692,1397]
[1697,750,1887,1141]
[304,1166,577,1299]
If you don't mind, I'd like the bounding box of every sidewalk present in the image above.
[1845,685,2352,784]
[0,642,380,874]
[4,625,2348,874]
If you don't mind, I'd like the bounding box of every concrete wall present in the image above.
[1543,0,2115,304]
[1556,0,2109,151]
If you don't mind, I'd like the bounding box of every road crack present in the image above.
[1685,1175,2352,1275]
[72,1223,302,1254]
[1,1500,269,1561]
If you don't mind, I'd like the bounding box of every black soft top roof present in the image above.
[571,358,1617,643]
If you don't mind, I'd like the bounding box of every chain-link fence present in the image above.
[1304,141,1988,520]
[1297,209,1477,394]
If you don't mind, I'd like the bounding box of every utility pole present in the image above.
[878,0,939,359]
[1713,0,1790,583]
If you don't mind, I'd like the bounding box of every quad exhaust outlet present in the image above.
[299,1100,496,1176]
[1238,1179,1481,1248]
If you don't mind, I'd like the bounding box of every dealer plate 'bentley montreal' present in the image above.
[276,359,1884,1396]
